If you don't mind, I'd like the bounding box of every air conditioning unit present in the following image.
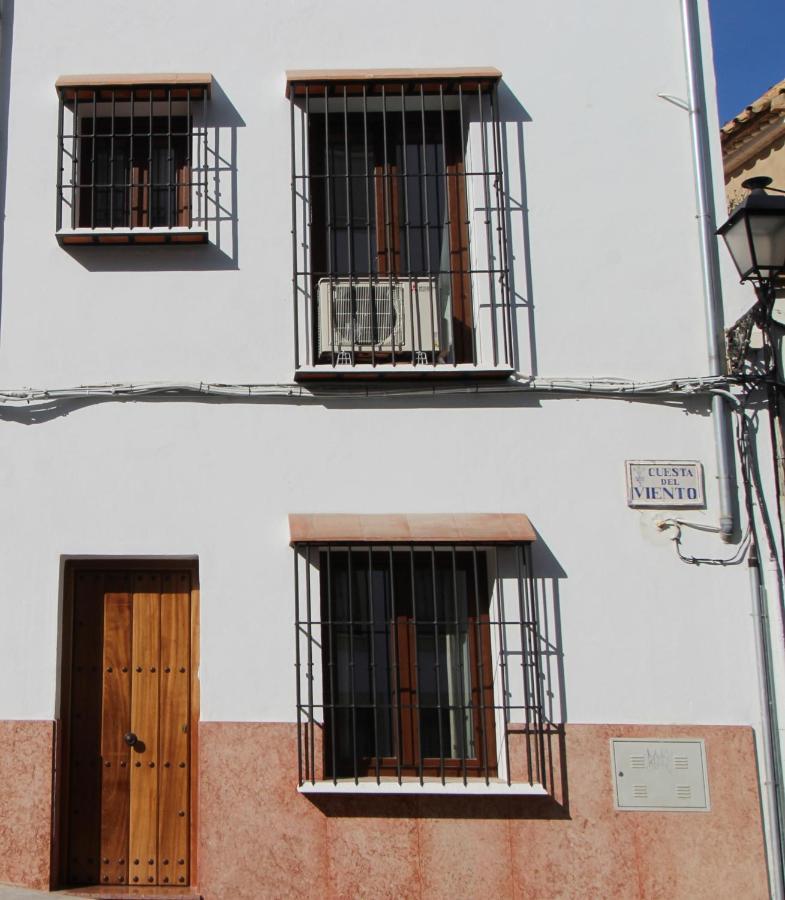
[317,277,439,360]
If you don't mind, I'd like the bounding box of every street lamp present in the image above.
[718,176,785,311]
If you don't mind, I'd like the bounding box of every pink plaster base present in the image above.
[0,720,54,891]
[0,720,769,898]
[197,722,769,900]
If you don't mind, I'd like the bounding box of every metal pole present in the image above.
[749,546,785,900]
[681,0,735,541]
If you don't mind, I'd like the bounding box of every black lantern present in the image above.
[718,177,785,286]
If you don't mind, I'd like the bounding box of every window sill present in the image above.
[294,363,515,382]
[57,227,209,246]
[298,778,548,796]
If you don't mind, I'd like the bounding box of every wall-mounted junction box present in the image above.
[611,739,710,811]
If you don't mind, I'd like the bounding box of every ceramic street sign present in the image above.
[625,460,705,508]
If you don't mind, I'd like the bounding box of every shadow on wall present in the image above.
[0,389,716,426]
[498,81,537,378]
[0,0,15,347]
[62,78,244,273]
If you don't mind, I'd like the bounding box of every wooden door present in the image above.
[63,565,196,888]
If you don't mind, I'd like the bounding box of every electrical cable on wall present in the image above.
[0,373,731,408]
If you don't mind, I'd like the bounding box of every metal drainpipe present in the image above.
[681,4,785,895]
[681,0,734,541]
[750,547,785,900]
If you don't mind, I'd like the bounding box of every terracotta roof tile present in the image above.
[721,76,785,143]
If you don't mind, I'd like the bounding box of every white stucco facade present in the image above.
[0,0,764,722]
[0,2,779,895]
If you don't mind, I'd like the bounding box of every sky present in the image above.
[709,0,785,125]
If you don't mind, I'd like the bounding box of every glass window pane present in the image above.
[324,550,394,774]
[414,552,474,762]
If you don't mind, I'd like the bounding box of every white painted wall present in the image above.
[0,0,768,736]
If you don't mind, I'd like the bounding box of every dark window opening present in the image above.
[295,539,549,788]
[290,76,513,373]
[320,548,495,779]
[308,110,472,365]
[77,116,190,229]
[56,80,210,241]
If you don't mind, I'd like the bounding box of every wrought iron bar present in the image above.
[293,539,542,788]
[305,545,315,783]
[294,549,303,784]
[478,85,498,367]
[290,92,300,369]
[490,82,512,366]
[367,547,381,784]
[56,93,65,231]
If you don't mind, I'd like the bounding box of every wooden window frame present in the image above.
[76,115,191,230]
[319,547,498,781]
[308,106,475,365]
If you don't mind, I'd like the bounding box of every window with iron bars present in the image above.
[55,75,211,244]
[294,541,547,789]
[288,70,514,378]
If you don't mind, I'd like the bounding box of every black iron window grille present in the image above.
[288,70,515,377]
[294,542,548,788]
[56,76,212,244]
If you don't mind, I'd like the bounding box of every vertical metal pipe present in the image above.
[680,0,734,541]
[749,547,785,900]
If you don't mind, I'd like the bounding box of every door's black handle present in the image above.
[124,731,138,747]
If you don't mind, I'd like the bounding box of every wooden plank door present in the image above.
[65,566,193,889]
